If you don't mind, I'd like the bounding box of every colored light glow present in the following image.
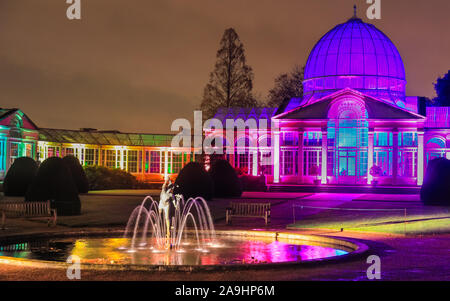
[273,131,280,183]
[252,150,258,176]
[304,18,406,103]
[417,133,424,185]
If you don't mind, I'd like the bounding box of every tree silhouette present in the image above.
[434,70,450,106]
[201,28,257,119]
[267,65,304,108]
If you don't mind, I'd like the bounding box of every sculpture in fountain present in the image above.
[123,179,216,253]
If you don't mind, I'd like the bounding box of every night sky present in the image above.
[0,0,449,133]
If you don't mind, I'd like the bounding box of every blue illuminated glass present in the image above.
[303,132,322,146]
[426,137,445,148]
[399,133,418,147]
[303,18,406,102]
[375,132,393,146]
[282,132,298,146]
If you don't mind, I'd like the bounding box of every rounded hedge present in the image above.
[3,157,38,196]
[209,159,242,198]
[420,157,450,206]
[26,157,81,216]
[239,175,266,191]
[174,162,214,201]
[62,155,89,193]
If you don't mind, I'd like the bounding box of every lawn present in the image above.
[56,194,233,228]
[56,195,148,227]
[288,207,450,235]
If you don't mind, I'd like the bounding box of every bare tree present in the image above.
[201,28,257,119]
[267,65,304,108]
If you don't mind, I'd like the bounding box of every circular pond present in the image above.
[0,232,360,267]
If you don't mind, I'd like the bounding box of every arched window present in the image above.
[235,136,251,148]
[258,136,272,148]
[426,137,445,149]
[327,97,369,183]
[425,137,446,167]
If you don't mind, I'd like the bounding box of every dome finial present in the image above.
[353,5,357,18]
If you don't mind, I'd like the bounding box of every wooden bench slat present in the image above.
[1,200,57,229]
[226,201,270,225]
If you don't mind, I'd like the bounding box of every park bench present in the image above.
[0,200,57,229]
[226,202,271,225]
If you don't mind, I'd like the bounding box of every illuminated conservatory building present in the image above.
[272,15,426,186]
[1,14,450,187]
[207,15,450,187]
[0,108,192,183]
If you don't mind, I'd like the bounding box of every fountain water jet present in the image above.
[123,194,216,253]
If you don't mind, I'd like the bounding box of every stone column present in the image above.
[321,130,328,184]
[298,131,304,184]
[164,150,169,180]
[392,131,399,185]
[417,131,424,185]
[5,139,11,172]
[367,131,375,184]
[273,130,280,183]
[252,149,258,176]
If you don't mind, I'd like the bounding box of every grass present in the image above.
[56,194,230,228]
[288,209,450,235]
[56,195,147,227]
[35,192,450,236]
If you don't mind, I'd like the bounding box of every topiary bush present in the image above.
[3,157,38,196]
[26,157,81,216]
[239,175,266,191]
[62,155,89,193]
[209,159,242,198]
[84,165,137,190]
[174,162,214,201]
[420,157,450,206]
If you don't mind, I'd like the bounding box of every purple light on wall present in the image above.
[303,17,406,102]
[426,107,450,128]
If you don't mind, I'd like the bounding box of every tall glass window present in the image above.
[398,151,417,177]
[327,150,334,176]
[127,150,138,173]
[327,117,368,183]
[259,150,273,175]
[303,150,321,176]
[171,152,183,174]
[149,151,161,173]
[281,149,298,175]
[235,152,249,171]
[85,149,96,166]
[398,132,418,178]
[374,150,393,176]
[105,150,116,168]
[374,132,393,176]
[303,132,322,146]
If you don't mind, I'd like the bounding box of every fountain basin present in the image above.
[0,230,368,271]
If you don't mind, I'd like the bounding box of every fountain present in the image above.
[0,180,364,269]
[122,180,216,253]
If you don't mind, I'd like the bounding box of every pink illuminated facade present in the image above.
[206,15,449,187]
[1,15,449,187]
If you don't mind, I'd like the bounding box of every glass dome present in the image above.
[303,17,406,103]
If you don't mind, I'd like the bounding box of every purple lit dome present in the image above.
[303,16,406,102]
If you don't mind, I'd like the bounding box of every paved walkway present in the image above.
[0,192,449,280]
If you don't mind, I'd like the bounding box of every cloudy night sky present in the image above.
[0,0,449,133]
